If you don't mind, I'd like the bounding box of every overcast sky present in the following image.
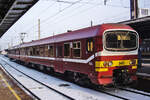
[0,0,149,50]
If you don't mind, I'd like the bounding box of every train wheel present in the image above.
[46,67,54,74]
[31,63,35,68]
[46,67,51,73]
[64,71,74,81]
[73,72,80,83]
[73,72,90,86]
[39,65,44,70]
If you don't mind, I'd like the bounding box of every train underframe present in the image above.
[97,67,137,86]
[7,55,137,87]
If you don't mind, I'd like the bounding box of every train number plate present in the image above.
[119,61,125,66]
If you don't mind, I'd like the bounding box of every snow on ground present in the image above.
[0,61,69,100]
[1,55,150,100]
[104,88,150,100]
[0,56,121,100]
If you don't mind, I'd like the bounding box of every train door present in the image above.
[55,43,64,73]
[86,38,95,74]
[86,38,94,56]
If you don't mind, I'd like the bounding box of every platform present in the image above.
[0,65,33,100]
[137,58,150,79]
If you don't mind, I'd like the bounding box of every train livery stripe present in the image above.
[8,51,137,64]
[95,68,108,72]
[132,66,137,69]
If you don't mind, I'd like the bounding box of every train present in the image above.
[6,23,139,86]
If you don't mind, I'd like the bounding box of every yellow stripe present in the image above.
[95,68,108,72]
[132,66,137,69]
[0,74,21,100]
[95,59,138,68]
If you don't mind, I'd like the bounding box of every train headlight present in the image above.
[103,61,113,67]
[103,61,108,67]
[108,61,113,66]
[130,59,136,65]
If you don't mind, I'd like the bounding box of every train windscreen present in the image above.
[104,30,138,51]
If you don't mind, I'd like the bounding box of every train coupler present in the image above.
[113,69,132,86]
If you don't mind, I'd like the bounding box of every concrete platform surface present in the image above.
[0,65,33,100]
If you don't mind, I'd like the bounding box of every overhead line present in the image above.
[24,0,130,35]
[41,1,129,33]
[38,2,57,17]
[41,0,84,24]
[42,1,103,33]
[99,10,130,23]
[43,10,129,35]
[24,0,84,33]
[22,1,57,33]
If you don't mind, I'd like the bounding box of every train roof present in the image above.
[10,23,134,49]
[18,25,101,48]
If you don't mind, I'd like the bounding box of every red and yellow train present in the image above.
[7,23,139,86]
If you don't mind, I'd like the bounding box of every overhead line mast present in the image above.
[38,19,41,40]
[130,0,138,19]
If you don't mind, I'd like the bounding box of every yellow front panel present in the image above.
[132,66,137,69]
[95,61,104,68]
[95,59,138,68]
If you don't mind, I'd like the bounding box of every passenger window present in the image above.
[25,48,29,55]
[36,47,40,56]
[39,46,44,56]
[86,38,93,52]
[73,41,81,58]
[64,43,70,57]
[45,45,49,57]
[33,47,36,56]
[29,47,33,56]
[56,46,62,57]
[48,45,54,57]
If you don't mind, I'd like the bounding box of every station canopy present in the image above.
[0,0,38,37]
[120,16,150,39]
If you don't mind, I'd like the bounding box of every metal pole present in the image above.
[104,0,107,5]
[130,0,139,19]
[19,33,26,44]
[38,19,41,39]
[91,21,93,27]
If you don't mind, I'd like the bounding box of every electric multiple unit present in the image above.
[7,23,139,85]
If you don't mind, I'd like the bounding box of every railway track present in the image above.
[0,56,123,100]
[90,85,150,100]
[119,87,150,97]
[0,56,150,100]
[0,56,126,100]
[94,86,150,100]
[0,59,74,100]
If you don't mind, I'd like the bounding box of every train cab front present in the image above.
[95,27,139,86]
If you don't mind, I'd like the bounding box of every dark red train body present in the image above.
[7,23,139,85]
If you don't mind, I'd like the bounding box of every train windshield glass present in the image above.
[104,30,138,51]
